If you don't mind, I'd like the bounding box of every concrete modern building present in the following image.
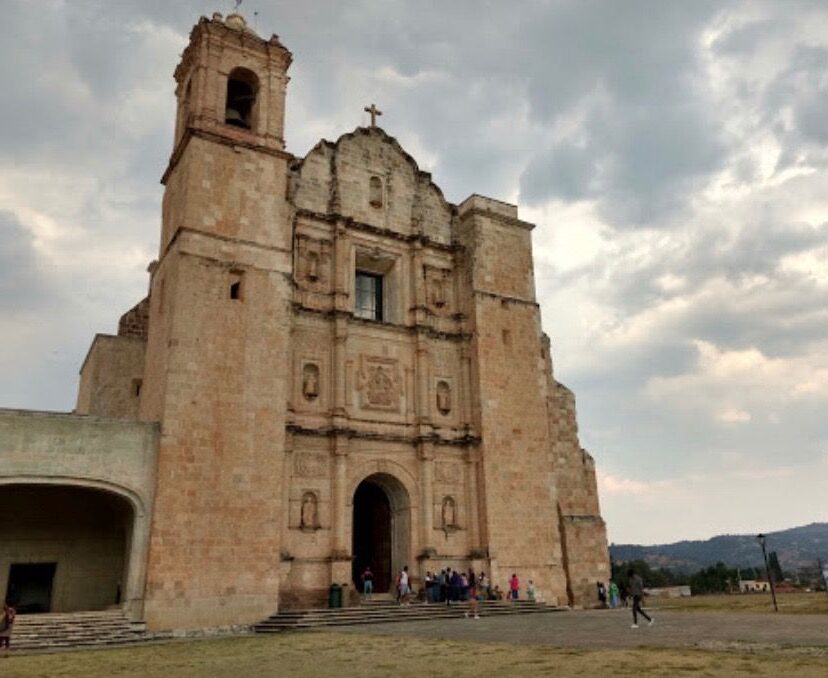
[0,11,608,632]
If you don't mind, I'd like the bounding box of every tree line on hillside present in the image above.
[611,551,793,595]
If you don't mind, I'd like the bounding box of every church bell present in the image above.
[224,106,247,127]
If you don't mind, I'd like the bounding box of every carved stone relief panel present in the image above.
[294,452,329,478]
[435,461,461,485]
[296,235,332,290]
[357,355,402,412]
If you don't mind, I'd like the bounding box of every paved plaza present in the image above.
[337,607,828,652]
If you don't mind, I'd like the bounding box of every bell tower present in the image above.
[139,13,295,631]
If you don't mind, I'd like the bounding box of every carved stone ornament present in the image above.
[435,461,461,484]
[302,363,320,401]
[436,380,451,415]
[357,356,401,411]
[294,452,328,478]
[300,491,319,530]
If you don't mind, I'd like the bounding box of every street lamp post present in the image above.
[756,533,779,612]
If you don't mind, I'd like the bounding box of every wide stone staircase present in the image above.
[255,598,567,632]
[9,610,155,652]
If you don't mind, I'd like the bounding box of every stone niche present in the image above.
[293,353,327,412]
[423,265,453,315]
[295,234,332,291]
[435,379,452,416]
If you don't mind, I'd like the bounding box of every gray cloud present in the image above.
[1,0,827,543]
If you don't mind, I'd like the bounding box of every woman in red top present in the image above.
[509,573,520,601]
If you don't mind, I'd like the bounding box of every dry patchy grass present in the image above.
[4,631,828,678]
[648,591,828,615]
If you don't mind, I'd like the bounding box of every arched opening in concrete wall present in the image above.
[0,485,134,613]
[351,473,410,593]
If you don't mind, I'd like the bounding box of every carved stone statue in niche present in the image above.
[441,496,456,529]
[297,236,330,287]
[306,251,320,281]
[302,363,320,401]
[300,492,319,529]
[429,275,446,308]
[436,380,451,415]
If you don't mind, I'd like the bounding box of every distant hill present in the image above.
[610,522,828,574]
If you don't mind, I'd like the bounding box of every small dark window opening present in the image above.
[225,68,258,129]
[229,271,244,301]
[132,379,143,397]
[369,176,383,208]
[355,271,383,321]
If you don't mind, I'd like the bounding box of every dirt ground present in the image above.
[648,591,828,615]
[3,630,828,678]
[5,601,828,678]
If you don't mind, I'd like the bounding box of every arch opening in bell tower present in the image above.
[225,67,258,129]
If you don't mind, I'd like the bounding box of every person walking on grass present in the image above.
[628,569,654,628]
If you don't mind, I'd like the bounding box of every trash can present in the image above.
[328,583,342,609]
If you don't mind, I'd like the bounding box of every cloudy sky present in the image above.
[2,0,827,545]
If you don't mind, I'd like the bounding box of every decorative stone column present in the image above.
[418,441,436,557]
[465,448,481,550]
[330,433,351,584]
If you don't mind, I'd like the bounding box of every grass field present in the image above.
[648,591,828,614]
[4,631,828,678]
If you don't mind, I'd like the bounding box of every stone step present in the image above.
[271,603,551,619]
[255,602,566,632]
[8,610,153,653]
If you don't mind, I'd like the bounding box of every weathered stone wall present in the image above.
[118,297,150,340]
[76,335,145,418]
[546,361,610,606]
[456,200,569,605]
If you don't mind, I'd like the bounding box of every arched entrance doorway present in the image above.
[0,485,134,613]
[351,473,410,592]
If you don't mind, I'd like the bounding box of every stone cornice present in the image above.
[294,208,462,254]
[287,423,481,448]
[161,125,292,185]
[459,206,535,231]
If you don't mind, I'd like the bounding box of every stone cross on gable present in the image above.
[364,103,382,127]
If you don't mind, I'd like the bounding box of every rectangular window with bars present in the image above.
[355,271,383,321]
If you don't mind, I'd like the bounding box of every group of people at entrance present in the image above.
[597,570,654,629]
[359,566,536,619]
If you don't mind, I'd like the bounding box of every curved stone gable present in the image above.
[291,127,454,244]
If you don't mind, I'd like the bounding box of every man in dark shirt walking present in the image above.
[627,569,654,629]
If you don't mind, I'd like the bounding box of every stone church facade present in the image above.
[0,12,608,631]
